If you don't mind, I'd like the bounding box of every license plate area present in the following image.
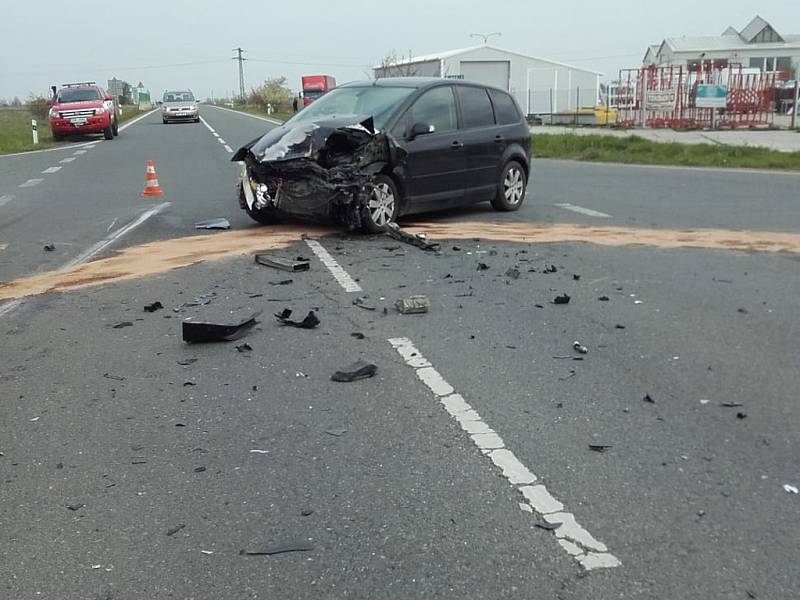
[70,117,87,125]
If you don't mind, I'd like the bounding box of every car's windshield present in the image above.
[164,91,195,102]
[288,86,415,130]
[57,88,101,103]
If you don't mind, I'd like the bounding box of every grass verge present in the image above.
[532,133,800,170]
[217,103,293,123]
[0,105,147,155]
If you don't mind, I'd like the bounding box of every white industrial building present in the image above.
[373,44,602,116]
[644,16,800,76]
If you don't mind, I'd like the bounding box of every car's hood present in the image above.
[53,100,103,111]
[232,115,376,163]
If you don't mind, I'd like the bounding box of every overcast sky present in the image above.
[0,0,796,101]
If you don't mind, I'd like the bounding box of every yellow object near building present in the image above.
[594,105,619,125]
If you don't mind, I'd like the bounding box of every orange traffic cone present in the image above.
[141,160,164,197]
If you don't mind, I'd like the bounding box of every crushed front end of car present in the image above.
[232,116,399,230]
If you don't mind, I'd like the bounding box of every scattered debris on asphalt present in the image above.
[241,541,314,556]
[721,402,744,407]
[195,218,230,230]
[553,294,571,305]
[559,369,576,381]
[144,301,163,313]
[275,309,320,329]
[395,295,430,314]
[598,296,610,302]
[236,343,253,353]
[270,279,293,286]
[505,267,521,279]
[166,524,186,537]
[43,243,56,252]
[102,373,125,381]
[544,265,557,273]
[534,521,562,531]
[784,484,799,494]
[737,412,748,419]
[182,311,261,343]
[351,332,366,340]
[615,324,626,329]
[66,503,85,511]
[177,358,198,366]
[643,394,656,403]
[331,359,377,382]
[588,444,612,453]
[301,509,314,517]
[112,321,133,329]
[573,274,580,281]
[477,262,490,271]
[325,428,348,437]
[573,341,589,354]
[352,296,376,311]
[194,466,206,472]
[254,253,310,272]
[385,223,440,251]
[737,308,749,314]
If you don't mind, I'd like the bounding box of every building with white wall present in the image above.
[645,16,800,77]
[373,44,602,116]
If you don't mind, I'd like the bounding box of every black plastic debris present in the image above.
[385,223,440,251]
[103,373,126,381]
[737,412,748,419]
[43,243,56,252]
[301,509,314,517]
[194,466,207,472]
[352,296,376,311]
[573,274,581,281]
[553,294,571,305]
[144,301,163,313]
[177,359,198,366]
[166,524,186,537]
[236,343,253,353]
[476,262,490,271]
[275,309,319,329]
[643,394,656,404]
[182,311,261,343]
[588,444,612,453]
[269,279,294,286]
[351,332,366,340]
[195,218,230,230]
[598,296,610,302]
[573,341,588,354]
[254,253,310,272]
[544,265,557,273]
[505,267,521,280]
[452,246,461,251]
[737,308,749,314]
[331,359,377,382]
[615,324,626,329]
[325,428,347,437]
[183,381,195,387]
[112,321,133,329]
[534,521,562,531]
[66,503,85,511]
[241,541,314,556]
[395,295,430,314]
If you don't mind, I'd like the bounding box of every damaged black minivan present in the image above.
[232,77,531,232]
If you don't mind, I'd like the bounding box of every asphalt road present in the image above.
[1,106,799,599]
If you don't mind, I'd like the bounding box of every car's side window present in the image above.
[489,89,522,125]
[394,86,458,138]
[457,86,495,129]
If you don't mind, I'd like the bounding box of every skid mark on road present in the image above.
[388,337,620,571]
[1,221,798,301]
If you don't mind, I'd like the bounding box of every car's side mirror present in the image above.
[408,122,435,140]
[104,95,114,102]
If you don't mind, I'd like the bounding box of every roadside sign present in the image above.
[696,84,727,108]
[645,88,676,111]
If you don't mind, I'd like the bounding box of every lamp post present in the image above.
[470,32,502,44]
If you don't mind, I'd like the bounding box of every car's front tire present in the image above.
[103,122,114,140]
[491,160,527,212]
[361,174,399,233]
[112,118,119,136]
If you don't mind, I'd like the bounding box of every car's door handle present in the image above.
[451,141,464,149]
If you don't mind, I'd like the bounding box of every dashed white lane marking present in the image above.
[0,194,14,207]
[59,157,76,164]
[218,138,226,144]
[554,203,612,218]
[223,144,233,153]
[42,166,62,174]
[304,239,362,293]
[19,178,43,188]
[388,337,621,571]
[213,132,220,138]
[73,150,87,155]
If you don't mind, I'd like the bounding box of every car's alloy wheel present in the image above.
[491,161,527,212]
[368,182,396,228]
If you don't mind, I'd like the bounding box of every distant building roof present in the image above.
[721,26,740,37]
[739,15,783,43]
[373,44,603,75]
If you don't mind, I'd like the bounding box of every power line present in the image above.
[247,57,368,68]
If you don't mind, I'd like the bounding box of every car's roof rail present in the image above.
[62,82,97,88]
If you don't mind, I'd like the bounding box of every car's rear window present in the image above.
[489,89,522,125]
[457,86,495,129]
[57,88,101,103]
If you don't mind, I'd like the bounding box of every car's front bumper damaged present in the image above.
[232,117,399,229]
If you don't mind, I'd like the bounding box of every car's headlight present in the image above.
[49,108,60,119]
[189,105,197,111]
[95,105,108,114]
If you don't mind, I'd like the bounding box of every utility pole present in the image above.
[232,47,247,101]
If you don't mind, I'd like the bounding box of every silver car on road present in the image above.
[162,90,199,123]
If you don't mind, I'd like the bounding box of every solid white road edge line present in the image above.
[554,203,612,218]
[304,239,362,293]
[205,103,283,125]
[198,116,216,134]
[117,108,159,132]
[0,202,170,319]
[387,337,622,571]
